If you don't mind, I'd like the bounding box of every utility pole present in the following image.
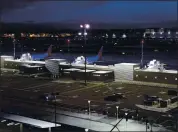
[84,28,87,86]
[80,24,90,86]
[55,96,56,127]
[140,39,144,68]
[0,9,2,78]
[13,38,16,59]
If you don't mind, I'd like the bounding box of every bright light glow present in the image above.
[151,31,155,35]
[122,34,126,38]
[85,24,90,29]
[175,78,177,80]
[85,128,89,132]
[165,77,167,80]
[14,123,20,126]
[88,100,91,103]
[116,106,119,109]
[1,120,6,123]
[80,25,83,28]
[168,31,171,35]
[141,40,144,44]
[84,32,87,36]
[125,113,128,116]
[78,32,82,35]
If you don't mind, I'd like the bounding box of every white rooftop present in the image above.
[72,64,109,69]
[49,59,66,61]
[1,113,61,128]
[22,65,42,68]
[93,71,112,74]
[115,63,138,66]
[78,69,96,72]
[63,68,81,71]
[139,69,177,74]
[0,55,13,58]
[5,59,45,65]
[60,62,70,66]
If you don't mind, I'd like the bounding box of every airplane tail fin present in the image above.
[47,45,52,57]
[44,45,52,60]
[97,46,103,60]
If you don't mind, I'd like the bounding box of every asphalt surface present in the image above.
[0,71,177,131]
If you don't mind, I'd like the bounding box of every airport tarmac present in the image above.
[0,70,177,131]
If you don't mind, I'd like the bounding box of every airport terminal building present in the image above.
[1,56,178,85]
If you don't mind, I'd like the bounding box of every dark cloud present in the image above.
[1,1,177,28]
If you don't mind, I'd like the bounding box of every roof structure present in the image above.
[0,113,61,128]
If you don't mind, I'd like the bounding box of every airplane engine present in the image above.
[20,53,33,61]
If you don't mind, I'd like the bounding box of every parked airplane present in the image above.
[72,46,103,64]
[20,45,52,61]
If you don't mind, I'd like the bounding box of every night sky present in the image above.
[1,1,177,26]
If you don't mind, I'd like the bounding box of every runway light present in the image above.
[85,24,90,29]
[80,25,83,28]
[78,32,82,35]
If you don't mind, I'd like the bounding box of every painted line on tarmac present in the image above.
[23,83,54,90]
[59,83,105,95]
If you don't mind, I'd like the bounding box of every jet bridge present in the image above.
[0,112,61,132]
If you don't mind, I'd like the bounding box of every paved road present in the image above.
[1,102,171,132]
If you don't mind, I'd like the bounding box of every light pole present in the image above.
[116,106,119,120]
[125,113,128,131]
[140,39,144,68]
[88,100,91,119]
[146,119,148,132]
[67,39,70,53]
[55,95,56,127]
[52,93,57,127]
[80,24,90,86]
[0,9,2,77]
[13,37,16,59]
